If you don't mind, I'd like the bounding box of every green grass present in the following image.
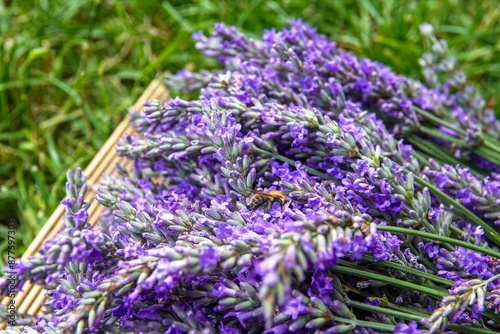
[0,0,499,266]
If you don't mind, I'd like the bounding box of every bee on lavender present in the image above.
[247,189,287,211]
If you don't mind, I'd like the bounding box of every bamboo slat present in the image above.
[2,80,170,326]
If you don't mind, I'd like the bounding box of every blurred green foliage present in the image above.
[0,0,499,265]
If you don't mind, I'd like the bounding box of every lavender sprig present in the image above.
[424,274,500,333]
[0,168,100,295]
[169,20,500,169]
[4,20,500,334]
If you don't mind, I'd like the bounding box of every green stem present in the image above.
[351,282,500,332]
[420,126,468,146]
[330,265,448,299]
[339,259,446,295]
[350,300,498,334]
[407,135,466,167]
[483,134,500,155]
[419,128,500,168]
[387,302,430,318]
[412,106,466,135]
[449,225,465,237]
[421,218,439,238]
[480,274,500,289]
[410,150,432,168]
[450,225,478,244]
[475,146,500,166]
[410,173,500,248]
[407,135,485,177]
[349,299,421,321]
[413,107,500,167]
[326,315,395,332]
[377,225,500,258]
[338,259,448,295]
[361,255,453,287]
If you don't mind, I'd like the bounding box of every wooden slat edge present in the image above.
[4,81,165,308]
[11,81,169,309]
[1,80,170,325]
[19,80,166,259]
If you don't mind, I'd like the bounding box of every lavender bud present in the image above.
[419,23,434,37]
[288,317,307,331]
[326,324,356,333]
[332,300,354,319]
[305,318,327,329]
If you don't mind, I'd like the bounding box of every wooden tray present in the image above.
[1,80,170,326]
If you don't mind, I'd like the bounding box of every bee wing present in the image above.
[263,200,273,211]
[248,200,266,211]
[247,192,273,211]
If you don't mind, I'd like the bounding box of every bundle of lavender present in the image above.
[2,20,500,334]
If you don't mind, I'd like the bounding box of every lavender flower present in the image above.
[394,321,423,334]
[424,275,498,333]
[424,161,500,227]
[169,20,500,167]
[2,20,500,334]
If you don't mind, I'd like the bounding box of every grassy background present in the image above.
[0,0,499,266]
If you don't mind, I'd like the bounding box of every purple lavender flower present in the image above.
[3,21,500,334]
[394,321,423,334]
[169,20,500,168]
[487,289,500,314]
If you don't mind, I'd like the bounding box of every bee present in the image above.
[247,190,287,211]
